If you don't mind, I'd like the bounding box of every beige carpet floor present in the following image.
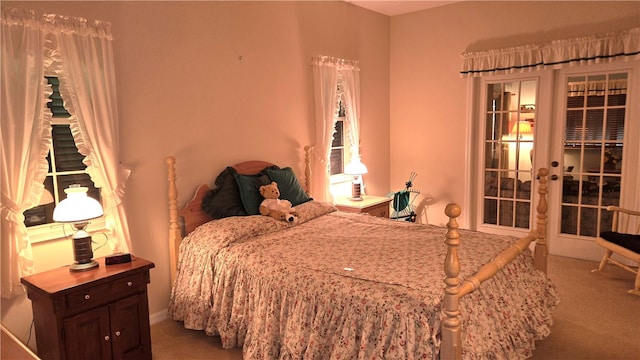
[151,255,640,359]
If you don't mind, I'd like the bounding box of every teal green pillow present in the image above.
[233,173,265,215]
[265,167,312,206]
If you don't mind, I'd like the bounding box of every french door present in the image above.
[547,63,640,260]
[475,62,640,261]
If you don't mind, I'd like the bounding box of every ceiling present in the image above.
[344,1,456,16]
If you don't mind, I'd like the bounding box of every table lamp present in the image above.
[344,156,368,201]
[53,185,104,271]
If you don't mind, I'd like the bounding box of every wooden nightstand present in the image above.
[21,256,155,360]
[335,195,392,218]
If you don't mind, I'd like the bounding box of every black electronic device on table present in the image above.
[105,253,132,265]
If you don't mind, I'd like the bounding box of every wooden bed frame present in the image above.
[166,150,550,360]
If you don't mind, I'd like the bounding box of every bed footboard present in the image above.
[440,168,549,360]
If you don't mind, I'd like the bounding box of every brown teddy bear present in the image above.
[259,181,298,223]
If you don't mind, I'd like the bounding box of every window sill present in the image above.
[27,218,107,244]
[331,173,352,185]
[330,174,359,199]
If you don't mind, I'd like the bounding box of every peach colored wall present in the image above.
[389,1,639,226]
[2,0,638,351]
[1,1,390,348]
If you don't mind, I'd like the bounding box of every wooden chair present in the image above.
[593,206,640,296]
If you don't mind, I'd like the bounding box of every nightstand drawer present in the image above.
[365,202,390,218]
[335,196,392,219]
[65,272,147,312]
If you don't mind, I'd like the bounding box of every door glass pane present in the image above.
[483,80,536,229]
[561,73,626,237]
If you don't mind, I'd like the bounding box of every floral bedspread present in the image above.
[168,201,559,359]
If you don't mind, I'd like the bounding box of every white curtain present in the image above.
[312,55,361,202]
[311,56,339,202]
[461,27,640,77]
[0,8,131,298]
[1,8,52,297]
[46,13,132,254]
[341,63,361,160]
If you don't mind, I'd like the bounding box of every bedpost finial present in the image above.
[445,203,461,218]
[167,156,176,165]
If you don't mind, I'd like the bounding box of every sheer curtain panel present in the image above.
[312,56,339,202]
[312,55,361,202]
[1,8,51,298]
[0,8,131,298]
[341,64,362,161]
[47,13,132,254]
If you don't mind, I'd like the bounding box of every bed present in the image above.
[166,150,558,360]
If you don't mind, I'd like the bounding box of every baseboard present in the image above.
[150,308,169,325]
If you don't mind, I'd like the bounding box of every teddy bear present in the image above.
[259,181,298,223]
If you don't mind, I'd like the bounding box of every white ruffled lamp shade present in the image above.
[344,156,368,176]
[53,185,103,223]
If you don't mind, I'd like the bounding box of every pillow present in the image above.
[600,231,640,254]
[201,167,247,219]
[234,172,271,215]
[292,200,336,223]
[265,167,312,206]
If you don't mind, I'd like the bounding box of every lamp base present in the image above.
[351,182,363,201]
[70,232,98,272]
[69,260,99,272]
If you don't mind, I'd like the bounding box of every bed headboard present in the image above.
[166,146,313,284]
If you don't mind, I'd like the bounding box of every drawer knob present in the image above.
[84,294,90,300]
[115,331,121,337]
[104,335,110,341]
[127,281,133,286]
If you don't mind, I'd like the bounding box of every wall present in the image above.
[3,0,638,352]
[0,0,390,349]
[389,1,639,226]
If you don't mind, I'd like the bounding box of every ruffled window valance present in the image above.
[312,55,360,70]
[461,27,640,78]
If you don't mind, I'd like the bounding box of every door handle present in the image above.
[550,161,560,181]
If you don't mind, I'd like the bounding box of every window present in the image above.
[329,81,358,199]
[23,77,101,239]
[330,101,347,176]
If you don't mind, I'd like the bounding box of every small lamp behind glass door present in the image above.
[344,156,368,201]
[53,185,104,271]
